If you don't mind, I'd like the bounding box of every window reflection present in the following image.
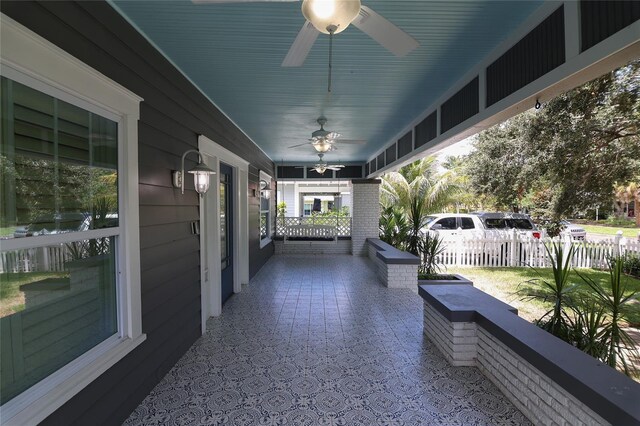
[1,77,118,240]
[0,237,117,404]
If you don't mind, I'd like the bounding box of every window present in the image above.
[460,217,475,229]
[506,218,534,229]
[1,76,121,405]
[435,217,457,230]
[1,15,143,425]
[259,171,272,247]
[303,203,312,216]
[483,218,508,229]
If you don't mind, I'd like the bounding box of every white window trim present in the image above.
[259,170,273,248]
[198,135,250,333]
[0,14,145,426]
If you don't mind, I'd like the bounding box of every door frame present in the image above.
[198,135,249,334]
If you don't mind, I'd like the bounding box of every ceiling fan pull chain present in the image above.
[327,25,336,93]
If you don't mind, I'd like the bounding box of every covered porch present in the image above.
[124,254,528,425]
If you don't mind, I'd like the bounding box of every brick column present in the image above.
[351,179,380,256]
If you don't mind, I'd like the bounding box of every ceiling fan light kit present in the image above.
[301,0,362,34]
[312,140,334,153]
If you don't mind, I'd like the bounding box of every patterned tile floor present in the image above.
[124,255,530,425]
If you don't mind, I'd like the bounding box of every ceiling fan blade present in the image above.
[352,6,419,57]
[287,142,313,149]
[192,0,297,4]
[336,139,366,145]
[282,21,319,67]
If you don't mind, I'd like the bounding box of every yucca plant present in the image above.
[576,257,640,376]
[567,295,608,359]
[418,232,445,277]
[518,241,577,340]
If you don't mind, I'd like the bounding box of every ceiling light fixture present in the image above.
[172,149,216,195]
[312,139,334,153]
[302,0,361,92]
[301,0,361,35]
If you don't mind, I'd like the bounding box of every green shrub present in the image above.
[418,232,445,276]
[622,255,640,278]
[576,257,640,376]
[518,241,577,340]
[604,216,636,228]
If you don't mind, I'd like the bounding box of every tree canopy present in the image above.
[465,60,640,220]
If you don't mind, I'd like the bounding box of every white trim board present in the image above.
[198,135,250,334]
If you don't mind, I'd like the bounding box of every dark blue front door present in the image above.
[220,163,233,304]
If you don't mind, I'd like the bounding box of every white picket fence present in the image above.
[434,231,640,269]
[0,245,71,273]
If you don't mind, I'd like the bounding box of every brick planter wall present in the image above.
[367,238,419,289]
[423,304,477,366]
[274,239,351,255]
[419,284,640,426]
[476,328,607,426]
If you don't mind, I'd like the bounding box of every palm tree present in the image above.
[380,156,461,255]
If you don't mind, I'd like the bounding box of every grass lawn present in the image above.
[0,272,68,317]
[447,267,640,326]
[0,226,16,237]
[581,224,639,239]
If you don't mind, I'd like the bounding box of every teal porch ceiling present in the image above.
[111,0,543,163]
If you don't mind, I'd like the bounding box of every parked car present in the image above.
[423,212,542,265]
[559,220,587,241]
[423,212,542,242]
[13,212,117,238]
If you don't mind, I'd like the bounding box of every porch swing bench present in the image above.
[283,224,337,244]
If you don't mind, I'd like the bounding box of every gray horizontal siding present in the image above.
[0,1,274,425]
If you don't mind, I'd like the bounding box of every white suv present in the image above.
[424,212,542,241]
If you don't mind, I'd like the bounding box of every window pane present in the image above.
[436,217,457,230]
[483,218,507,229]
[260,212,268,239]
[460,217,475,229]
[0,236,118,404]
[1,77,118,239]
[260,196,269,212]
[506,218,534,229]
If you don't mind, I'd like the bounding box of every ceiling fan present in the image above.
[299,153,345,175]
[287,117,365,153]
[192,0,419,67]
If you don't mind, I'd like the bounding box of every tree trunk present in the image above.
[636,193,640,227]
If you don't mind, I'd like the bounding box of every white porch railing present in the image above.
[276,216,352,237]
[433,231,640,269]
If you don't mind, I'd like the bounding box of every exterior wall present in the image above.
[476,328,608,426]
[367,241,419,289]
[0,1,274,424]
[277,181,353,217]
[351,180,380,256]
[422,302,610,426]
[274,239,351,255]
[423,304,477,366]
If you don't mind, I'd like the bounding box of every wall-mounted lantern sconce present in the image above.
[259,179,271,199]
[172,149,215,195]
